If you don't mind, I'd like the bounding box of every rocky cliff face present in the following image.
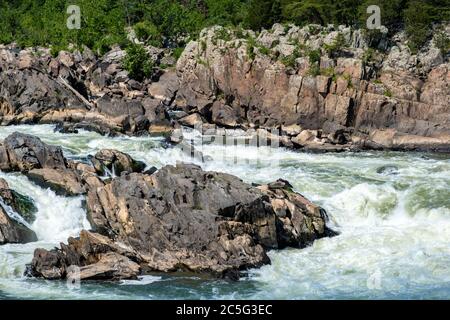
[0,23,448,152]
[175,24,450,152]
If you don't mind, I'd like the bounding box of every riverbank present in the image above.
[1,23,449,153]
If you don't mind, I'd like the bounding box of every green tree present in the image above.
[122,44,154,81]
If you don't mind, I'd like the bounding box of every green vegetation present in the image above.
[323,32,346,57]
[307,48,321,76]
[384,89,393,97]
[0,1,448,56]
[434,31,450,56]
[133,21,163,47]
[122,44,154,81]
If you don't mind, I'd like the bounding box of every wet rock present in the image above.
[26,230,141,280]
[82,163,334,278]
[0,203,37,245]
[178,113,203,127]
[376,165,399,175]
[26,163,335,280]
[0,178,37,223]
[292,130,318,147]
[88,149,146,176]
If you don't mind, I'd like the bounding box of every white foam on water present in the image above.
[120,275,163,286]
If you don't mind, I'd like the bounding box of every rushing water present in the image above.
[0,124,449,300]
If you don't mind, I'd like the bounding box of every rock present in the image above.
[376,165,399,175]
[178,113,203,127]
[57,51,75,68]
[175,25,450,152]
[25,230,142,280]
[148,123,173,137]
[3,132,67,172]
[26,163,335,280]
[0,204,37,245]
[211,101,239,128]
[82,163,333,278]
[88,149,146,177]
[292,130,318,147]
[27,168,85,196]
[0,178,37,224]
[168,128,183,144]
[148,70,179,105]
[76,252,141,280]
[281,124,303,137]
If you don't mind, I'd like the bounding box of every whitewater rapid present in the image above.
[0,124,449,299]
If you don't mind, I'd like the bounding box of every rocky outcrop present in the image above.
[88,149,146,176]
[0,179,37,244]
[25,230,141,280]
[0,132,103,196]
[27,163,336,280]
[0,45,176,136]
[1,132,67,171]
[175,24,450,152]
[2,24,448,152]
[0,178,37,224]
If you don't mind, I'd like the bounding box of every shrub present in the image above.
[434,31,450,56]
[362,48,376,65]
[281,45,302,68]
[173,47,185,61]
[324,32,346,58]
[133,21,163,47]
[122,44,154,81]
[308,49,321,64]
[404,1,432,54]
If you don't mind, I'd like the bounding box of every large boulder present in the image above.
[0,133,103,196]
[27,163,336,280]
[2,132,67,172]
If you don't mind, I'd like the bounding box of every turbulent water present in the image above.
[0,124,449,300]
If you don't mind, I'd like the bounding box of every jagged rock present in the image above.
[292,130,318,147]
[24,163,337,280]
[2,132,67,172]
[26,230,141,280]
[82,163,334,278]
[147,70,179,105]
[88,149,146,176]
[211,101,239,128]
[178,113,203,127]
[27,168,85,196]
[0,178,37,223]
[175,25,450,152]
[0,202,37,245]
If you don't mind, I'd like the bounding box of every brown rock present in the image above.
[27,168,85,196]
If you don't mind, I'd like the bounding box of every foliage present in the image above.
[0,0,449,56]
[133,21,162,47]
[323,32,346,57]
[122,44,154,81]
[434,31,450,56]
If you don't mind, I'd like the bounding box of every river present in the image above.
[0,124,449,299]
